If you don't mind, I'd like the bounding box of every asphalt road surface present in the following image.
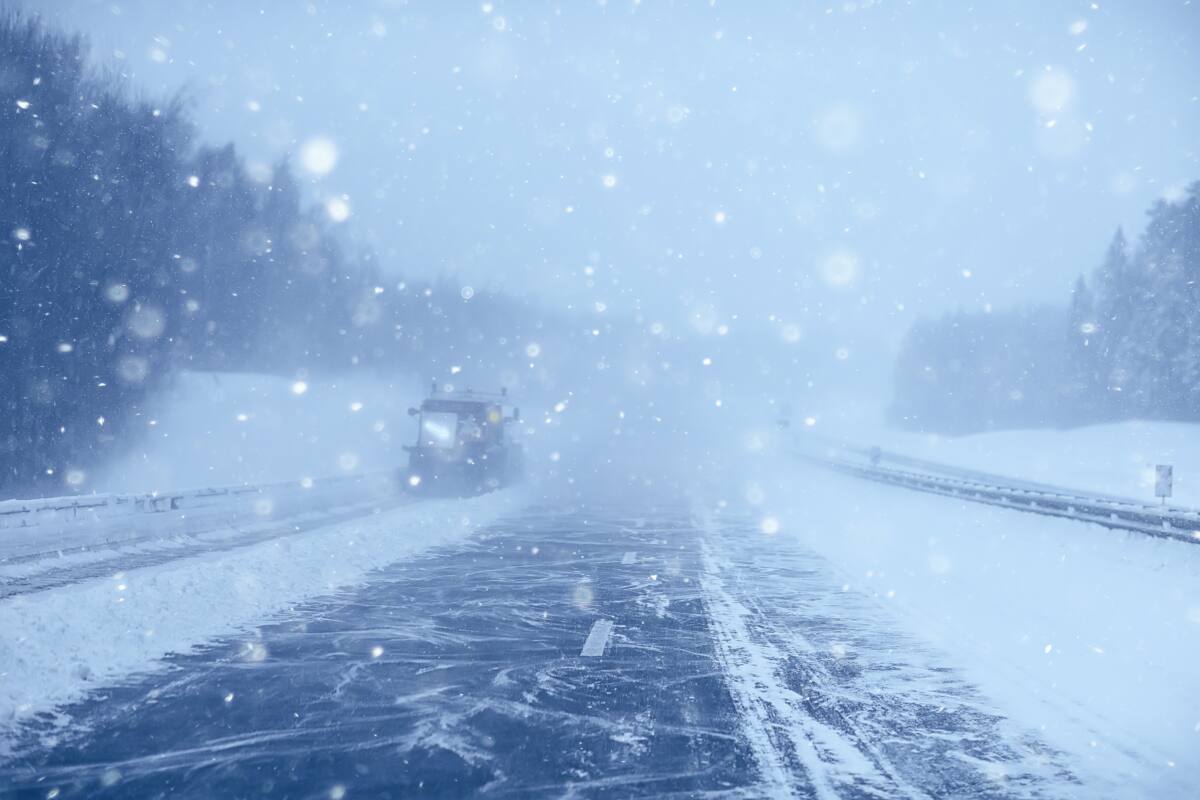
[0,499,1074,798]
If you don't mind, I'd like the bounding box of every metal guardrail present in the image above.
[0,470,397,532]
[795,449,1200,546]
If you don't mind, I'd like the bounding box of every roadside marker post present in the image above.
[1155,465,1173,506]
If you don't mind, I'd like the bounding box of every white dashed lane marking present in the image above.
[580,619,615,657]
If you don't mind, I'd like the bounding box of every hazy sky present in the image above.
[25,0,1200,355]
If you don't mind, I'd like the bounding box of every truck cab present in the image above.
[402,383,524,496]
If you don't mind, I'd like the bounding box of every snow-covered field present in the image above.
[0,489,526,748]
[738,419,1200,796]
[93,371,425,494]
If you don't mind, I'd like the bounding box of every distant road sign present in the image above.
[1155,465,1173,503]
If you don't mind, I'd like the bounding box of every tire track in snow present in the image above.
[695,506,1084,800]
[732,581,935,800]
[699,532,892,798]
[696,534,805,798]
[697,510,943,800]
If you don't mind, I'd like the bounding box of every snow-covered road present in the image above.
[0,491,524,738]
[1,499,1082,798]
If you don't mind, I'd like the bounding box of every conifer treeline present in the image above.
[891,184,1200,433]
[0,14,543,493]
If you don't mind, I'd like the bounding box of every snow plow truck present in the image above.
[402,383,524,496]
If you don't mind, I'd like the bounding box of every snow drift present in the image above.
[737,442,1200,797]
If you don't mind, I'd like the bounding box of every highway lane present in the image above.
[0,499,1073,798]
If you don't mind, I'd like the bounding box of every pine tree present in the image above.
[1174,183,1200,414]
[1090,227,1134,415]
[1145,185,1200,416]
[1065,275,1100,420]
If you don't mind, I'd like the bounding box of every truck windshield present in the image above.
[419,412,459,449]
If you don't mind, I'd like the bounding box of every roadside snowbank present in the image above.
[0,489,526,743]
[749,459,1200,797]
[814,418,1200,507]
[0,472,395,563]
